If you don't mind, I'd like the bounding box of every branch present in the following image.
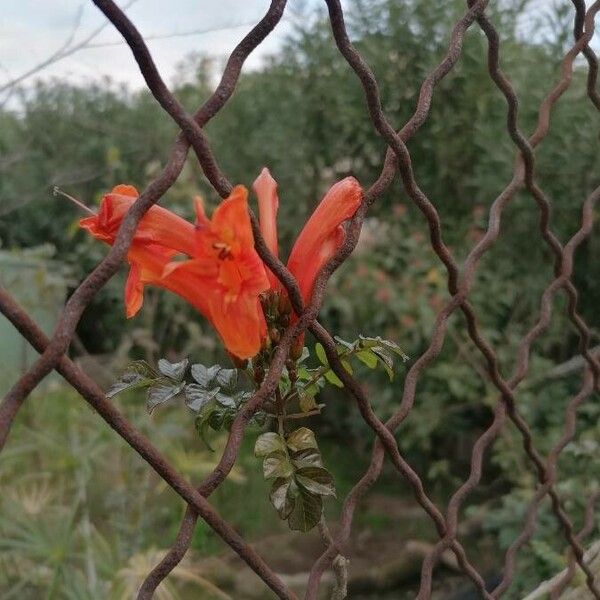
[0,0,140,94]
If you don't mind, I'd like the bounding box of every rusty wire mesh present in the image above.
[1,0,599,598]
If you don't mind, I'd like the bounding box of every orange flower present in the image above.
[81,185,270,359]
[252,168,362,306]
[80,185,210,319]
[165,187,271,359]
[81,170,362,360]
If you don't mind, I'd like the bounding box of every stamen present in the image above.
[53,186,96,216]
[212,241,231,260]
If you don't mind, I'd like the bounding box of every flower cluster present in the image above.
[81,170,362,359]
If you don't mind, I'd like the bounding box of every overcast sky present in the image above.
[0,0,296,96]
[1,1,598,101]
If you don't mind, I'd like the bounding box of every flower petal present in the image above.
[253,168,281,289]
[211,186,254,252]
[80,185,196,256]
[287,176,362,304]
[208,292,267,360]
[124,262,143,318]
[253,168,279,255]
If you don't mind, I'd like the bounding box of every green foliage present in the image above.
[1,0,599,592]
[108,358,255,451]
[255,427,335,532]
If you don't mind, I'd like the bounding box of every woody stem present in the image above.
[274,387,286,437]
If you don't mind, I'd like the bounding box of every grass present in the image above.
[0,382,381,598]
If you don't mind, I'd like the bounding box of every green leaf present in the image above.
[127,360,158,378]
[106,360,158,398]
[215,392,236,408]
[157,358,189,381]
[359,336,409,361]
[195,411,216,451]
[295,467,336,497]
[297,366,312,381]
[146,382,185,414]
[216,368,238,391]
[371,346,395,381]
[299,392,318,413]
[291,448,323,469]
[208,408,226,431]
[287,489,322,532]
[358,335,382,348]
[263,451,293,479]
[324,369,344,388]
[315,343,328,366]
[298,347,310,363]
[254,432,285,457]
[341,359,353,374]
[377,338,409,362]
[356,349,378,369]
[233,390,252,406]
[334,336,355,351]
[184,385,220,412]
[190,364,221,388]
[269,477,295,519]
[106,373,153,398]
[286,427,318,452]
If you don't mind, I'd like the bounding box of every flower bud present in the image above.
[278,293,292,316]
[289,338,304,361]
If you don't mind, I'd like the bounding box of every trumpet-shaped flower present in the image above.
[252,167,362,307]
[81,185,270,359]
[81,171,362,360]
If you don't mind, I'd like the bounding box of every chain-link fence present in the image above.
[0,0,599,598]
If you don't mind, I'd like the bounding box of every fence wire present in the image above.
[0,0,599,598]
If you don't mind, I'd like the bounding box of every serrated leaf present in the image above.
[377,338,409,361]
[216,368,238,391]
[315,343,328,366]
[298,346,310,363]
[356,349,378,368]
[106,360,158,398]
[299,392,318,413]
[208,408,226,431]
[269,477,295,519]
[263,451,293,479]
[106,373,153,398]
[190,364,221,388]
[126,360,159,378]
[341,359,353,374]
[255,432,285,457]
[297,366,312,381]
[286,427,318,452]
[359,336,409,362]
[371,346,395,381]
[287,489,322,532]
[158,358,189,381]
[291,448,323,469]
[215,392,236,408]
[184,385,220,412]
[334,336,355,351]
[233,390,252,406]
[146,381,185,414]
[324,369,344,387]
[195,411,216,452]
[295,467,336,497]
